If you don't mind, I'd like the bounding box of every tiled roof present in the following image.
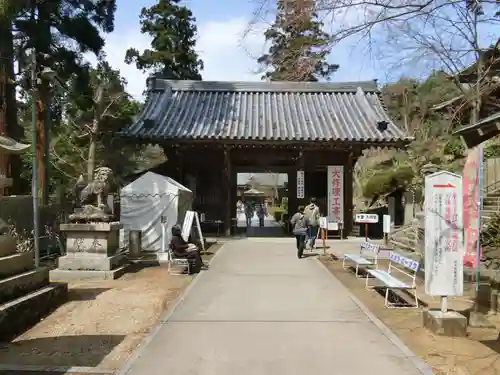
[122,79,412,144]
[454,111,500,135]
[237,173,288,186]
[453,112,500,148]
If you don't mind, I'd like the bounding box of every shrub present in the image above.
[482,214,500,249]
[362,165,414,198]
[273,208,286,222]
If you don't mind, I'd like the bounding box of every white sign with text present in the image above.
[383,214,391,233]
[297,170,305,199]
[424,171,463,296]
[327,166,344,222]
[355,213,379,224]
[181,210,205,252]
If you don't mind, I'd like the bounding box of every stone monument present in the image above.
[50,167,127,281]
[0,136,67,341]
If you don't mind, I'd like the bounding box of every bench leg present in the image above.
[355,264,364,279]
[384,288,390,308]
[365,273,372,290]
[168,261,190,276]
[384,288,419,308]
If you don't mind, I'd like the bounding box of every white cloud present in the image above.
[85,17,268,100]
[196,17,268,81]
[85,15,380,100]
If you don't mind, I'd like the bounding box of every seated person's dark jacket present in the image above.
[170,235,190,258]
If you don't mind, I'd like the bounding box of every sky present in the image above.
[85,0,381,100]
[85,0,499,101]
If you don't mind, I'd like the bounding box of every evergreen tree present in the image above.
[125,0,203,80]
[258,0,338,81]
[13,0,117,200]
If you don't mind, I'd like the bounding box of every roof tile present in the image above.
[122,79,412,144]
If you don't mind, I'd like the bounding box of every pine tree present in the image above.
[258,0,338,81]
[125,0,203,80]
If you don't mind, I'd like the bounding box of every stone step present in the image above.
[0,234,17,257]
[0,252,34,279]
[481,207,500,217]
[0,282,67,342]
[391,234,416,245]
[483,197,500,204]
[0,268,49,305]
[390,239,417,253]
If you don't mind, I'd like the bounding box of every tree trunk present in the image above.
[0,9,23,195]
[87,129,97,181]
[87,86,105,181]
[35,1,51,204]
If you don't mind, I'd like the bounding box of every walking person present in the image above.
[245,201,253,227]
[290,205,309,259]
[304,197,320,250]
[257,204,265,227]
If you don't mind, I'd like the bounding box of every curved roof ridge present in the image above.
[147,78,379,93]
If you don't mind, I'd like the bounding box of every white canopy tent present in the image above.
[120,172,193,252]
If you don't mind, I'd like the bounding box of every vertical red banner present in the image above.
[462,148,480,267]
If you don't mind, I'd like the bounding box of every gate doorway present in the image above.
[236,173,288,237]
[121,78,411,239]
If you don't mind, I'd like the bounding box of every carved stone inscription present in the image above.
[72,237,85,252]
[90,237,103,253]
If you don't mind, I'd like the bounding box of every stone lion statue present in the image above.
[70,167,118,222]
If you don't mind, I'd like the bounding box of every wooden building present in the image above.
[436,41,500,147]
[121,78,411,236]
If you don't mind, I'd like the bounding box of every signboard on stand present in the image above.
[355,213,379,241]
[327,166,344,223]
[297,170,305,199]
[383,215,391,234]
[355,214,378,223]
[463,148,481,268]
[383,214,391,245]
[424,171,463,296]
[182,210,205,252]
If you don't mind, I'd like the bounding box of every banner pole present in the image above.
[476,144,484,293]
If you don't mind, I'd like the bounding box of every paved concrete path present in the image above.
[119,239,430,375]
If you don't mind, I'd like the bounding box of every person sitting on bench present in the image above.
[170,224,208,273]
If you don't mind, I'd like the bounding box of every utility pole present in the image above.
[30,6,40,268]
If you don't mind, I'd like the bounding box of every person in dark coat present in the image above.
[256,204,265,227]
[170,224,208,273]
[245,201,254,227]
[290,205,309,259]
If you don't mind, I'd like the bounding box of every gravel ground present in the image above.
[320,254,500,375]
[0,244,222,372]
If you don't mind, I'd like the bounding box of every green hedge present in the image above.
[362,165,414,198]
[272,208,287,222]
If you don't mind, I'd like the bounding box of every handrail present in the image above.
[486,179,500,194]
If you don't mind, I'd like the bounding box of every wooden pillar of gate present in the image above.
[343,152,355,238]
[223,146,232,236]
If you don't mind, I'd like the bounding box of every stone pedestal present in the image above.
[422,309,468,337]
[403,191,414,225]
[0,231,67,341]
[50,222,128,281]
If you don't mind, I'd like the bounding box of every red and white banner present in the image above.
[327,166,344,223]
[462,148,481,267]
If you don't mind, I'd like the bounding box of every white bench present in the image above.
[167,246,191,275]
[365,251,420,308]
[342,241,380,278]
